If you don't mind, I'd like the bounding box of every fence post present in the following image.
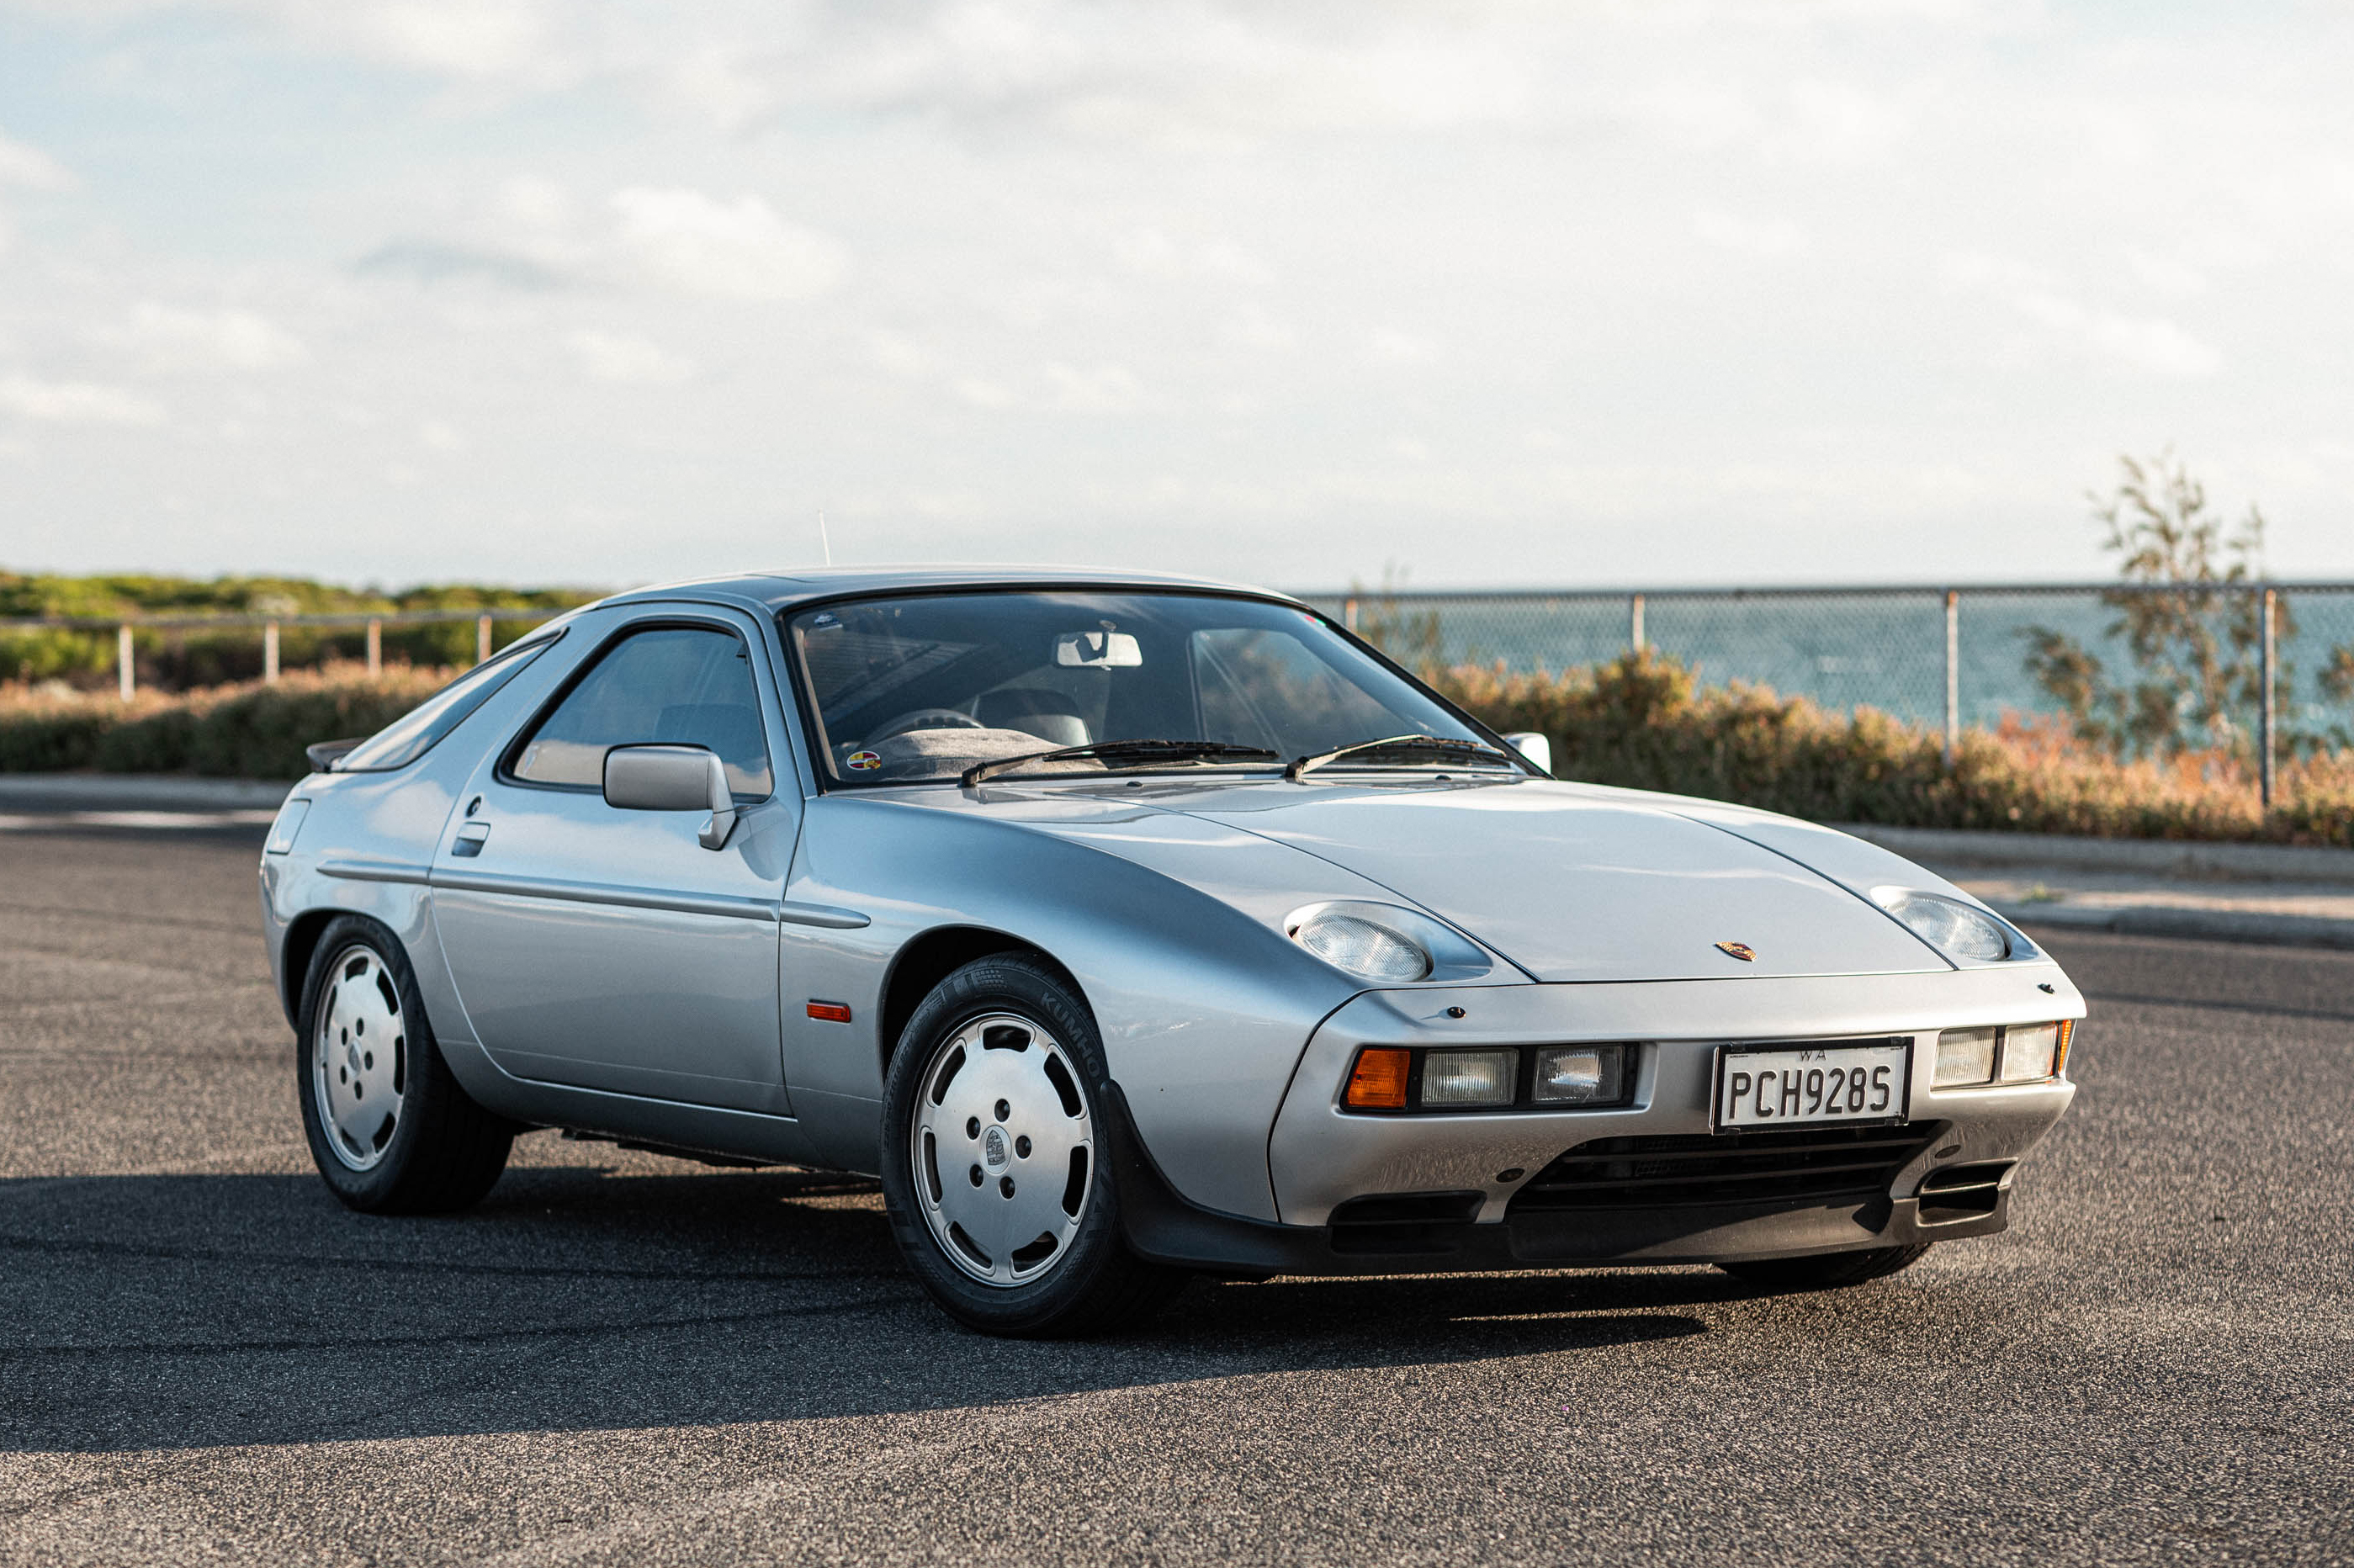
[1630,593,1646,654]
[118,624,134,702]
[1943,590,1959,768]
[476,614,493,665]
[263,621,280,683]
[366,617,382,676]
[2261,586,2277,811]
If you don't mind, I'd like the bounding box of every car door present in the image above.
[431,608,799,1115]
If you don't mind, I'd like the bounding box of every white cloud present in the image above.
[1111,226,1267,284]
[607,188,846,301]
[566,328,694,384]
[2123,246,2208,299]
[1043,361,1146,413]
[0,374,165,425]
[955,377,1016,410]
[1784,78,1909,166]
[1693,210,1807,259]
[1361,328,1436,367]
[333,0,550,80]
[0,130,75,191]
[371,181,848,302]
[102,303,306,373]
[1945,252,2223,379]
[2047,301,2222,379]
[1217,305,1297,352]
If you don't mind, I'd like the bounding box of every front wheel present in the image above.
[1716,1242,1932,1291]
[879,956,1187,1337]
[296,914,514,1214]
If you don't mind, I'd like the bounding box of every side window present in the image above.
[336,633,559,773]
[511,625,774,798]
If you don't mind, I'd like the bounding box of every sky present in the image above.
[0,0,2351,593]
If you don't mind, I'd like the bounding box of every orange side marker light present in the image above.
[807,1001,853,1023]
[1344,1046,1412,1110]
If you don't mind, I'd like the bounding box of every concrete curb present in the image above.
[1839,823,2354,885]
[0,775,294,808]
[1996,899,2354,953]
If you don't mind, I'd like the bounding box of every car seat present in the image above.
[974,688,1090,748]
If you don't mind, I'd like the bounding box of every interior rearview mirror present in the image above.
[1054,629,1143,668]
[1503,731,1552,776]
[603,744,737,850]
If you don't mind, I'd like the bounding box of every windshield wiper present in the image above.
[962,739,1281,788]
[1284,734,1522,782]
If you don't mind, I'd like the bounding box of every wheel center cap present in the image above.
[982,1126,1010,1168]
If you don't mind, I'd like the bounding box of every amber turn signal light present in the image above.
[2054,1018,2075,1075]
[807,1000,853,1023]
[1344,1046,1412,1110]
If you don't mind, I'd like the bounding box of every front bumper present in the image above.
[1116,967,2081,1277]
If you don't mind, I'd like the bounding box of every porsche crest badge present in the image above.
[1715,941,1756,962]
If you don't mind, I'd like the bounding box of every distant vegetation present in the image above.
[0,665,450,778]
[5,645,2351,843]
[0,569,596,691]
[1435,652,2354,848]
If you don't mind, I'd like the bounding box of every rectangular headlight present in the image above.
[2000,1023,2061,1082]
[1935,1026,1997,1087]
[1420,1048,1516,1107]
[1532,1044,1627,1105]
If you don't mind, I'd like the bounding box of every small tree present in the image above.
[2025,450,2286,758]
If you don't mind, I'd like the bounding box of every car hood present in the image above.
[1138,778,1948,983]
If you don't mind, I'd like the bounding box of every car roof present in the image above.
[596,564,1306,616]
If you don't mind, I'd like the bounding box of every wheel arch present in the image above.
[878,925,1088,1077]
[278,906,346,1027]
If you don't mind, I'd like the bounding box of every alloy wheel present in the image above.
[311,942,407,1171]
[909,1011,1095,1286]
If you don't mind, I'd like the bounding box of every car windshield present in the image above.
[786,590,1500,787]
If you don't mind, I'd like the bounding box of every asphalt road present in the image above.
[2,822,2349,1566]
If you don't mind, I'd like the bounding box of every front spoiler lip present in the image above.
[1106,1083,2013,1277]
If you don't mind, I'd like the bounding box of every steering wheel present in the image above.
[868,707,989,744]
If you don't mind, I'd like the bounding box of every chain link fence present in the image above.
[1298,582,2354,757]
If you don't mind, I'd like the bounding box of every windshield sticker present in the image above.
[846,750,883,771]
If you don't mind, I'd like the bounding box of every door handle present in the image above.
[451,822,491,859]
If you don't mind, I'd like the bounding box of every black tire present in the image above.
[296,914,513,1215]
[1716,1242,1932,1291]
[879,955,1188,1338]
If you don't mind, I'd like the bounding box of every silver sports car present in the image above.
[262,568,2083,1335]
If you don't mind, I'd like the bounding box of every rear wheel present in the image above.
[1716,1242,1931,1291]
[296,914,513,1214]
[879,955,1187,1337]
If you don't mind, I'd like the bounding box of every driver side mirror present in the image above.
[1502,732,1552,776]
[603,744,737,850]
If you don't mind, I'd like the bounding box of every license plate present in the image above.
[1714,1039,1911,1131]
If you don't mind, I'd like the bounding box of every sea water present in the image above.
[1299,588,2354,740]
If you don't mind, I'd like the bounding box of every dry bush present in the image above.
[0,663,453,779]
[1436,651,2354,848]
